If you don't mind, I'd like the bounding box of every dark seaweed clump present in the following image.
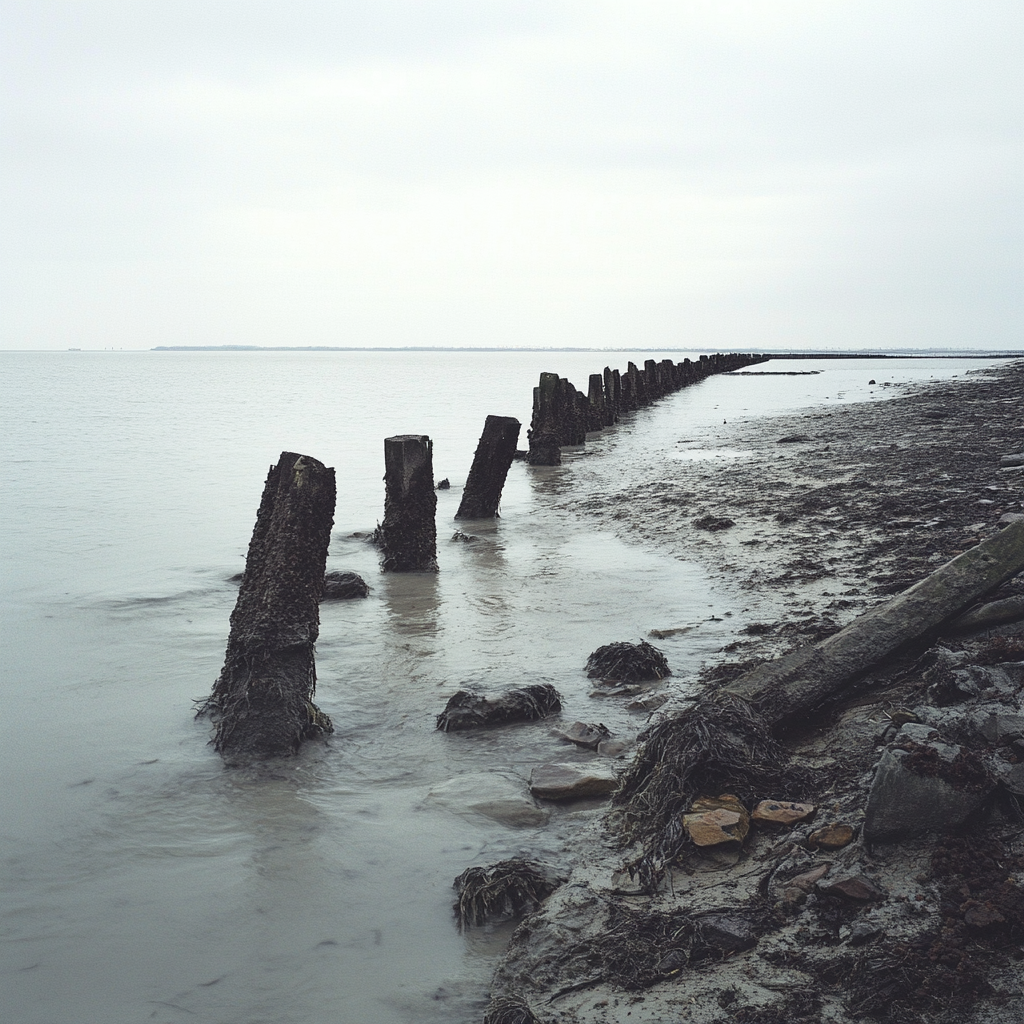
[612,693,804,890]
[453,858,565,930]
[586,640,671,684]
[435,684,562,732]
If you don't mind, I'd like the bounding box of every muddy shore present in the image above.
[483,360,1024,1024]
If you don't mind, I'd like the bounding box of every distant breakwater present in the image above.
[525,352,767,465]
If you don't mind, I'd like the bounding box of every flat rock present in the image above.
[557,721,612,749]
[807,823,856,850]
[529,762,618,801]
[696,912,759,953]
[426,772,549,827]
[751,799,815,826]
[999,454,1024,467]
[683,794,750,847]
[788,863,831,891]
[819,872,886,902]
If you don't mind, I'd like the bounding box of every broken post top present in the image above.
[384,434,434,498]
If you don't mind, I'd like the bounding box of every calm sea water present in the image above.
[0,350,1008,1024]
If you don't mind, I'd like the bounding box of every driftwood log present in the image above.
[725,520,1024,729]
[455,415,521,519]
[375,434,438,571]
[615,521,1024,885]
[198,451,336,759]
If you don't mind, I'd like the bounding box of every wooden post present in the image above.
[456,415,521,519]
[603,367,619,425]
[197,452,336,760]
[376,435,438,571]
[587,374,606,431]
[527,373,562,465]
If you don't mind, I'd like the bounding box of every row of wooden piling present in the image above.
[527,352,768,465]
[200,351,768,759]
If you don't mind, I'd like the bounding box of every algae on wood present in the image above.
[197,451,336,760]
[456,415,521,519]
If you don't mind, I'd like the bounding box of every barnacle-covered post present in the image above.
[527,372,562,465]
[456,415,521,519]
[376,434,438,571]
[198,451,336,759]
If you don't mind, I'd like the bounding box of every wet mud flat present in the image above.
[484,361,1024,1024]
[569,360,1024,658]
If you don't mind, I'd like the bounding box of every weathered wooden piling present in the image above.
[375,434,438,571]
[456,415,521,519]
[197,451,336,760]
[527,373,562,465]
[602,367,619,426]
[587,374,607,431]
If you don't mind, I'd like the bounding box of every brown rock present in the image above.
[819,872,886,902]
[788,863,831,892]
[683,794,750,847]
[752,799,816,826]
[807,823,855,850]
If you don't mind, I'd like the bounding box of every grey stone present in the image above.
[426,772,549,827]
[864,747,995,842]
[529,762,619,801]
[696,913,758,953]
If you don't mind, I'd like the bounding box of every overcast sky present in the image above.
[2,1,1021,351]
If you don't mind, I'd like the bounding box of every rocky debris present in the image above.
[453,858,565,930]
[751,799,816,826]
[585,640,671,684]
[529,762,619,801]
[451,530,478,543]
[435,683,562,732]
[556,721,612,749]
[682,794,750,847]
[425,772,548,827]
[818,871,886,902]
[321,570,369,599]
[807,823,855,850]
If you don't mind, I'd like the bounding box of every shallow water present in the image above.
[0,350,1009,1023]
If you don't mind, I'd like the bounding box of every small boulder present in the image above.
[787,864,831,892]
[436,684,562,732]
[807,824,856,850]
[999,454,1024,467]
[683,794,750,847]
[819,872,886,902]
[557,721,612,749]
[529,762,619,801]
[322,571,370,600]
[696,912,759,954]
[864,743,995,842]
[752,800,815,827]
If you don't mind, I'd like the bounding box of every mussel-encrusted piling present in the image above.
[525,352,767,466]
[456,415,522,519]
[375,434,438,571]
[197,451,336,760]
[526,373,562,465]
